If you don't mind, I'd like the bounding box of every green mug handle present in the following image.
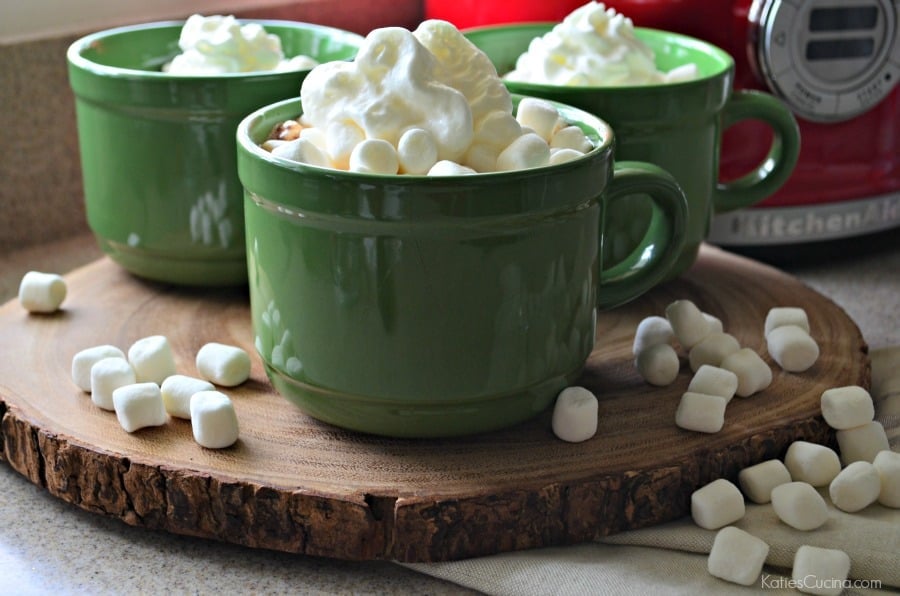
[598,161,689,310]
[714,89,801,213]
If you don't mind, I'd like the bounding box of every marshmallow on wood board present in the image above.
[632,315,674,356]
[160,374,215,419]
[18,271,67,313]
[665,299,711,349]
[687,365,739,402]
[90,356,136,411]
[127,335,177,385]
[551,386,598,443]
[72,344,126,392]
[190,390,240,449]
[688,332,740,372]
[784,441,841,487]
[707,526,770,587]
[195,342,251,387]
[767,324,819,372]
[738,459,792,504]
[635,343,680,387]
[764,306,810,337]
[112,382,168,432]
[836,421,890,465]
[720,348,772,397]
[675,392,727,434]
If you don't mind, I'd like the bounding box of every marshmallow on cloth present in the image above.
[551,386,598,443]
[72,344,126,392]
[195,342,251,387]
[829,460,881,513]
[707,526,770,586]
[190,390,240,448]
[873,450,900,508]
[770,481,829,531]
[720,348,772,397]
[836,421,890,464]
[820,385,874,430]
[90,356,136,411]
[784,440,841,487]
[128,335,177,384]
[691,478,745,530]
[160,374,215,419]
[18,271,66,313]
[792,545,851,596]
[112,382,167,432]
[738,459,791,504]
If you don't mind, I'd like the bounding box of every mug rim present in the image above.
[236,95,615,183]
[65,19,365,81]
[462,22,735,91]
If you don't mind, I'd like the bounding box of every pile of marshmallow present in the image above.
[636,299,819,434]
[71,338,249,448]
[693,391,896,589]
[262,20,593,175]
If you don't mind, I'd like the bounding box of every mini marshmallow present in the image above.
[427,160,476,176]
[551,386,598,442]
[516,97,562,142]
[195,342,251,387]
[496,133,550,171]
[324,121,365,170]
[548,148,583,165]
[397,127,438,174]
[702,312,724,334]
[738,459,792,504]
[90,357,136,411]
[691,478,745,530]
[549,125,592,152]
[112,382,167,432]
[792,545,851,596]
[72,344,126,391]
[18,271,67,313]
[348,138,399,174]
[632,315,674,356]
[675,392,727,434]
[127,335,177,385]
[707,526,769,586]
[767,325,819,372]
[688,332,740,372]
[687,365,739,402]
[770,481,828,531]
[836,421,890,465]
[190,390,240,448]
[764,306,810,337]
[720,348,772,397]
[871,346,900,399]
[828,460,881,513]
[160,374,215,419]
[873,450,900,508]
[820,385,874,430]
[784,441,841,487]
[271,137,329,167]
[635,343,680,387]
[665,299,711,349]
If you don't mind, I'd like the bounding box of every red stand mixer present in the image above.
[426,0,900,259]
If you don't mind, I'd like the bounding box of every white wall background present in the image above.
[1,0,302,44]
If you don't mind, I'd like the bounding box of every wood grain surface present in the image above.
[0,245,868,562]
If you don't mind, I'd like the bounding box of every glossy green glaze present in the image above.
[67,21,364,285]
[465,24,800,278]
[237,97,688,437]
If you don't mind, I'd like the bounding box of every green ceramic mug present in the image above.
[465,24,801,278]
[237,96,688,438]
[67,20,364,285]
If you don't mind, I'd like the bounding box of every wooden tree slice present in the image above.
[0,245,868,562]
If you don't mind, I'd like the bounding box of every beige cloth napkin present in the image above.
[405,389,900,595]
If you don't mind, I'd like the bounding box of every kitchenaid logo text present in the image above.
[708,193,900,245]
